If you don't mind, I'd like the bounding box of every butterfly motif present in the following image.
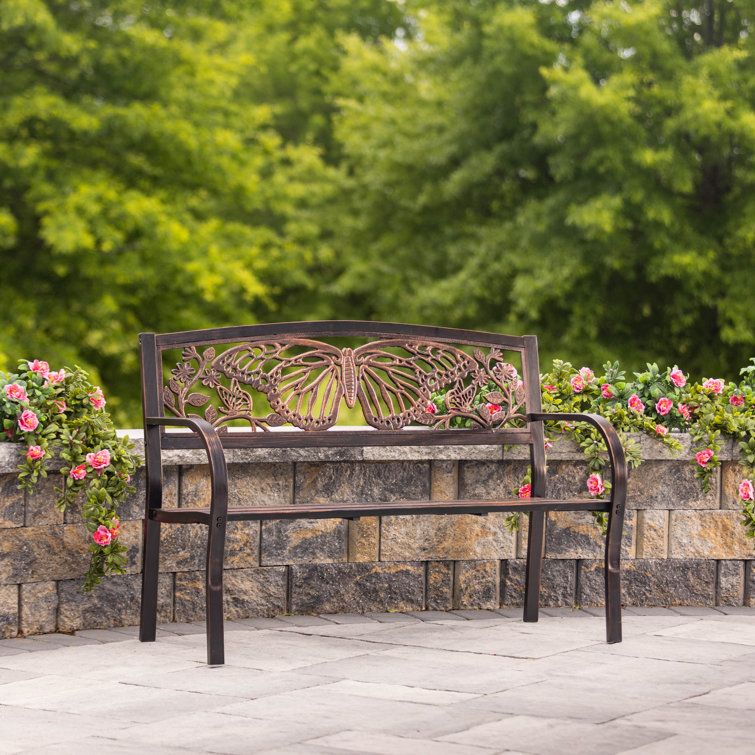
[211,338,480,430]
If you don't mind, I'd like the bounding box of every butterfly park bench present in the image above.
[138,321,628,665]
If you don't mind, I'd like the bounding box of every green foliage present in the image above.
[1,359,139,590]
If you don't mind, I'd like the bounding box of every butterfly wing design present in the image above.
[213,339,344,429]
[354,340,480,429]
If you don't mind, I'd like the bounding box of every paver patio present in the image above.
[1,607,753,754]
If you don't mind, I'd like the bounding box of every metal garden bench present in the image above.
[138,321,627,664]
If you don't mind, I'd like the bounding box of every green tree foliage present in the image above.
[326,0,755,377]
[0,0,402,424]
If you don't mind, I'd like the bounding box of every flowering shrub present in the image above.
[431,357,755,540]
[1,360,139,591]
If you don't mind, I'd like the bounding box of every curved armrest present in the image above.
[526,412,628,505]
[145,416,228,520]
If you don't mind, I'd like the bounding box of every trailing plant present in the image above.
[1,360,139,591]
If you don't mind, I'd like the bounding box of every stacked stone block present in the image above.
[0,433,752,638]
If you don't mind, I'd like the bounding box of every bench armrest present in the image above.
[526,412,628,507]
[144,416,228,521]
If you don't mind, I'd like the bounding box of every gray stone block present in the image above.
[431,461,458,500]
[0,475,24,528]
[635,510,669,558]
[579,558,716,607]
[348,517,379,562]
[453,560,500,609]
[19,581,58,636]
[295,461,430,504]
[261,518,347,565]
[174,567,287,622]
[426,561,453,610]
[458,460,528,499]
[503,558,577,607]
[717,560,745,606]
[380,513,516,561]
[627,460,718,510]
[0,584,17,638]
[25,474,65,527]
[289,561,425,614]
[57,573,172,631]
[545,509,635,560]
[159,520,260,572]
[669,510,753,559]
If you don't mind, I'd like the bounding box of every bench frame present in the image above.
[139,321,627,665]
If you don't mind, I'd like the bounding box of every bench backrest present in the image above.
[140,321,545,452]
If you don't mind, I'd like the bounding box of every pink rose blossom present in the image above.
[92,526,112,546]
[587,473,605,497]
[426,402,437,415]
[571,375,584,393]
[579,367,594,383]
[26,445,45,461]
[730,394,745,407]
[3,383,28,403]
[655,424,669,436]
[486,402,502,415]
[628,394,644,414]
[54,400,66,413]
[669,367,686,388]
[109,518,121,540]
[89,387,106,410]
[44,369,65,385]
[655,397,674,416]
[544,440,553,452]
[27,359,49,377]
[543,384,556,392]
[86,449,111,474]
[739,479,754,501]
[678,403,691,420]
[600,384,614,399]
[17,410,39,432]
[70,463,87,480]
[694,449,714,467]
[518,484,531,499]
[703,378,725,394]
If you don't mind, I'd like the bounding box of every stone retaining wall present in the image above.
[0,432,752,637]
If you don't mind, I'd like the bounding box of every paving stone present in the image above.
[317,613,379,625]
[364,612,422,623]
[276,614,335,627]
[449,609,503,620]
[404,610,466,622]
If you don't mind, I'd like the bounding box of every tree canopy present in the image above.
[1,0,753,424]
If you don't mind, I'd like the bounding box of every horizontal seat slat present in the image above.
[149,497,609,524]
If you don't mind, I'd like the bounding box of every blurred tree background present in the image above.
[1,0,753,425]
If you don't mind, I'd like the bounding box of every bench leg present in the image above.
[139,517,161,643]
[206,516,227,666]
[604,508,623,644]
[523,511,545,622]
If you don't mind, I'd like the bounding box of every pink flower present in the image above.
[579,367,594,383]
[587,473,605,497]
[518,484,531,499]
[109,518,121,540]
[26,445,45,461]
[600,384,615,399]
[17,410,39,432]
[571,375,584,393]
[92,526,112,546]
[669,367,686,388]
[426,402,437,414]
[486,402,502,415]
[703,378,725,395]
[86,449,111,474]
[694,449,714,467]
[655,397,674,416]
[730,394,745,407]
[44,369,65,385]
[27,359,49,377]
[70,463,87,480]
[89,387,106,410]
[628,394,644,414]
[54,400,66,414]
[678,403,691,420]
[655,424,669,436]
[3,383,28,403]
[543,384,556,392]
[544,440,553,452]
[739,479,754,501]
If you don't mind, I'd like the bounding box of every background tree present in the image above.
[326,0,755,377]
